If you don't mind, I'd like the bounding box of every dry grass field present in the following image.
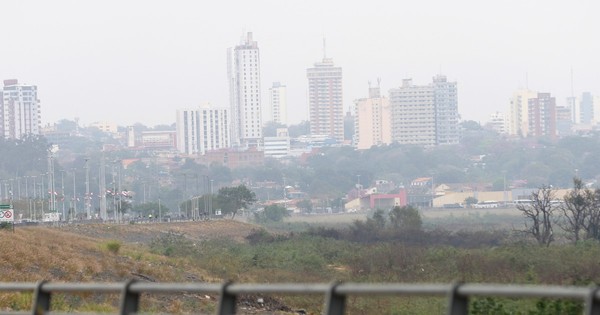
[0,220,264,313]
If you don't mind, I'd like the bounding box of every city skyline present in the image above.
[0,1,598,127]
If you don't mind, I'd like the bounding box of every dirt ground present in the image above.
[58,219,261,244]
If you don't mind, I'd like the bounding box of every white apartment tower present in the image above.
[389,76,459,146]
[176,103,230,155]
[227,32,262,148]
[269,82,288,125]
[354,81,392,150]
[389,79,436,146]
[307,57,343,141]
[432,75,459,145]
[1,79,41,139]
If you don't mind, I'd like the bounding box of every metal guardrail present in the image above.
[0,281,599,315]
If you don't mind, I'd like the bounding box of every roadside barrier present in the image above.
[0,281,598,315]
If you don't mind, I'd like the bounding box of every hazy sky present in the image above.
[1,1,598,127]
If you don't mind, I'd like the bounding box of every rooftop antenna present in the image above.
[377,77,381,88]
[525,72,529,90]
[322,36,327,59]
[368,80,372,89]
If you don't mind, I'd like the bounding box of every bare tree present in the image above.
[583,188,600,240]
[560,178,592,243]
[517,186,555,247]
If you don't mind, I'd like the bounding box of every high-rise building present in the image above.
[176,103,230,155]
[227,32,262,148]
[1,79,41,139]
[389,79,436,146]
[354,81,391,149]
[528,92,556,138]
[307,57,343,142]
[269,82,288,125]
[579,92,594,124]
[508,89,537,136]
[389,76,458,146]
[432,75,459,145]
[555,105,573,136]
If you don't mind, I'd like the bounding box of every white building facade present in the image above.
[263,128,290,158]
[227,32,262,148]
[389,76,459,146]
[1,79,41,139]
[269,82,287,125]
[432,75,459,145]
[389,79,436,146]
[176,103,230,155]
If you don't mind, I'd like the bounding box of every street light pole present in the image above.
[85,158,91,219]
[61,170,65,220]
[72,169,77,221]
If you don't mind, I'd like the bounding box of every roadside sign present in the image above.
[0,204,10,209]
[0,208,14,222]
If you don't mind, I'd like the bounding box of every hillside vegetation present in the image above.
[2,217,600,314]
[0,221,262,314]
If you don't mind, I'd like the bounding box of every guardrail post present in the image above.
[586,286,600,315]
[218,281,236,315]
[32,280,50,315]
[447,282,468,315]
[324,282,345,315]
[120,280,140,315]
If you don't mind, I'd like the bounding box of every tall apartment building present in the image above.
[227,32,262,148]
[269,82,288,125]
[354,82,391,150]
[1,79,41,139]
[579,92,594,124]
[528,92,556,138]
[389,79,436,146]
[555,105,573,136]
[176,103,230,155]
[389,76,458,146]
[508,89,537,136]
[432,75,459,145]
[307,57,343,142]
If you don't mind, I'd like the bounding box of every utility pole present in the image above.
[47,151,56,214]
[112,163,117,223]
[99,154,107,220]
[72,169,77,221]
[61,171,65,220]
[85,158,91,219]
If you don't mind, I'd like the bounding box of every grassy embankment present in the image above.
[1,212,599,314]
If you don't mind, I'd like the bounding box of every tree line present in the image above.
[518,178,600,246]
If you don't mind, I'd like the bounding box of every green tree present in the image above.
[389,205,422,231]
[262,121,286,137]
[216,184,257,219]
[465,197,478,207]
[288,121,310,138]
[255,204,289,223]
[297,199,313,213]
[559,178,592,243]
[372,209,386,228]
